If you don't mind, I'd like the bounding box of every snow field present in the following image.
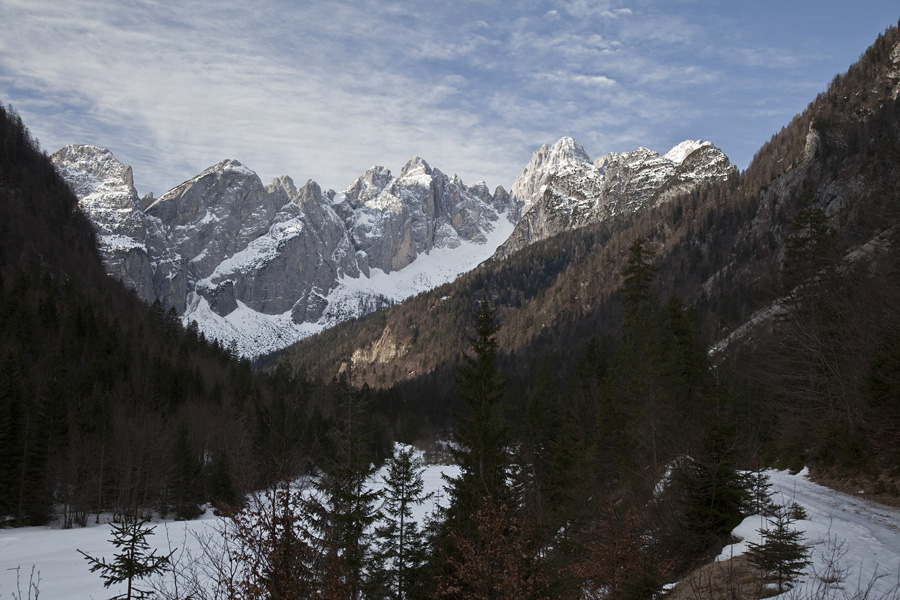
[0,452,459,600]
[2,466,897,599]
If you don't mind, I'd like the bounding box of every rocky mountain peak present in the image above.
[511,136,592,214]
[400,156,432,179]
[50,144,153,303]
[297,178,324,207]
[145,158,270,225]
[268,174,298,199]
[549,136,592,163]
[345,165,393,206]
[51,144,137,207]
[495,137,734,260]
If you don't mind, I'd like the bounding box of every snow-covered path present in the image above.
[721,468,900,598]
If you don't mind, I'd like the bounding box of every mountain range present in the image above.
[51,135,734,358]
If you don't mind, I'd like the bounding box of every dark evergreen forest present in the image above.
[1,19,899,600]
[0,104,393,528]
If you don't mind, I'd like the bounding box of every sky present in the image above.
[1,1,897,198]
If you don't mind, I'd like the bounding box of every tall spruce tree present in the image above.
[621,238,659,331]
[444,297,511,522]
[311,365,381,600]
[372,445,431,600]
[435,298,535,599]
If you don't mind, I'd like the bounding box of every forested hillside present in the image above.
[260,27,900,594]
[0,104,393,527]
[280,23,900,481]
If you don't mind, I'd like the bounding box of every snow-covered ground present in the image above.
[718,468,900,598]
[0,456,459,599]
[2,466,897,599]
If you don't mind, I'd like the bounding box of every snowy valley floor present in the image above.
[1,466,898,599]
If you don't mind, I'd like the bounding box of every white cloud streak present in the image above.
[1,0,897,196]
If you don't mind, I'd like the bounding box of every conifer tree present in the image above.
[621,238,658,330]
[601,238,671,476]
[675,419,752,540]
[746,505,811,592]
[444,297,511,524]
[311,365,381,600]
[78,514,174,600]
[372,445,431,600]
[435,298,534,599]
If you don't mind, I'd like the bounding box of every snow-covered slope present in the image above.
[182,214,515,358]
[52,146,516,358]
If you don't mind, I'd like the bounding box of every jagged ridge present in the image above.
[51,148,518,357]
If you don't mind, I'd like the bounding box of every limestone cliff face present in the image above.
[53,136,733,356]
[53,146,516,356]
[51,145,156,300]
[341,157,518,274]
[495,138,736,260]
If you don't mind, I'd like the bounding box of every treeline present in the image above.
[0,103,395,527]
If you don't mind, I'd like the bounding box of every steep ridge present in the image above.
[0,104,290,526]
[51,149,518,358]
[494,137,735,259]
[50,145,157,297]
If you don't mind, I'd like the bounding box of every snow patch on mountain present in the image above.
[663,140,710,166]
[181,209,516,358]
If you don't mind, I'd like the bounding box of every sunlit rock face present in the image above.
[495,138,736,260]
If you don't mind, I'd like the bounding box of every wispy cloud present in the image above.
[1,0,897,196]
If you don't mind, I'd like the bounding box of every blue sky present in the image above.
[1,1,897,197]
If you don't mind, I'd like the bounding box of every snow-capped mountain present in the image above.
[495,137,736,259]
[50,145,158,297]
[51,137,732,358]
[51,146,517,358]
